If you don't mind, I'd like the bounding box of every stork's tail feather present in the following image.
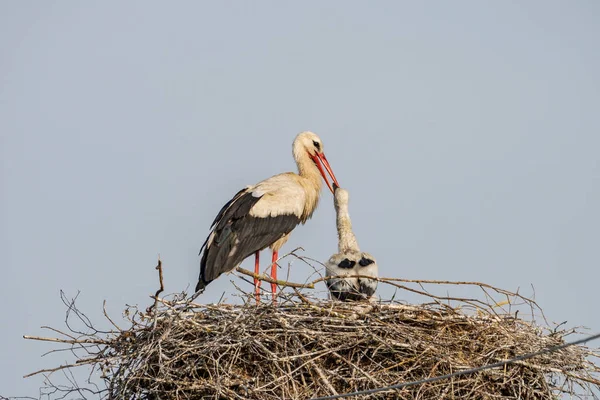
[196,242,214,293]
[189,284,206,302]
[194,279,207,293]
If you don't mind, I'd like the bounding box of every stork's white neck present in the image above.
[292,141,323,222]
[293,145,323,189]
[335,194,360,253]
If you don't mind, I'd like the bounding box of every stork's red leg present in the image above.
[271,250,278,301]
[254,251,261,303]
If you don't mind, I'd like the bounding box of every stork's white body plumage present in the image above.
[248,172,321,222]
[196,132,339,301]
[326,187,378,301]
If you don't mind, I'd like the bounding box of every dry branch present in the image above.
[146,257,164,314]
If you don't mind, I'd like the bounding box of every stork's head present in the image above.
[293,131,340,193]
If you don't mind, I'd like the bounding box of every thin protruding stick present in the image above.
[236,267,314,289]
[23,335,106,345]
[23,357,99,378]
[146,257,164,314]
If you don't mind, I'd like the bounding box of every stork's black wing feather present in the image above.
[208,187,249,229]
[196,189,300,292]
[198,188,256,257]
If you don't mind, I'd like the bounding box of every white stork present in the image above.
[325,185,378,301]
[195,131,340,301]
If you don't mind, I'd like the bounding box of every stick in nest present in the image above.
[146,257,164,314]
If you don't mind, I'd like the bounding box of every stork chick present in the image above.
[325,185,378,301]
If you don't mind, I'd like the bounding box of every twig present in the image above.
[23,335,106,345]
[23,358,98,378]
[103,300,122,331]
[146,257,164,314]
[236,267,315,289]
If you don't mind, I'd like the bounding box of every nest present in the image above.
[24,260,600,400]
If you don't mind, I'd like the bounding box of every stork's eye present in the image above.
[359,257,374,267]
[338,258,355,269]
[313,140,321,150]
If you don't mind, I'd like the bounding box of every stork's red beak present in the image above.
[311,152,340,194]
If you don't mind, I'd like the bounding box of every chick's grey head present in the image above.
[325,251,378,301]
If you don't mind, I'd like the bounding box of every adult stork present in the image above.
[325,185,378,301]
[195,131,340,301]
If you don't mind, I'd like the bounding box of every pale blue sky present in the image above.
[2,1,599,397]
